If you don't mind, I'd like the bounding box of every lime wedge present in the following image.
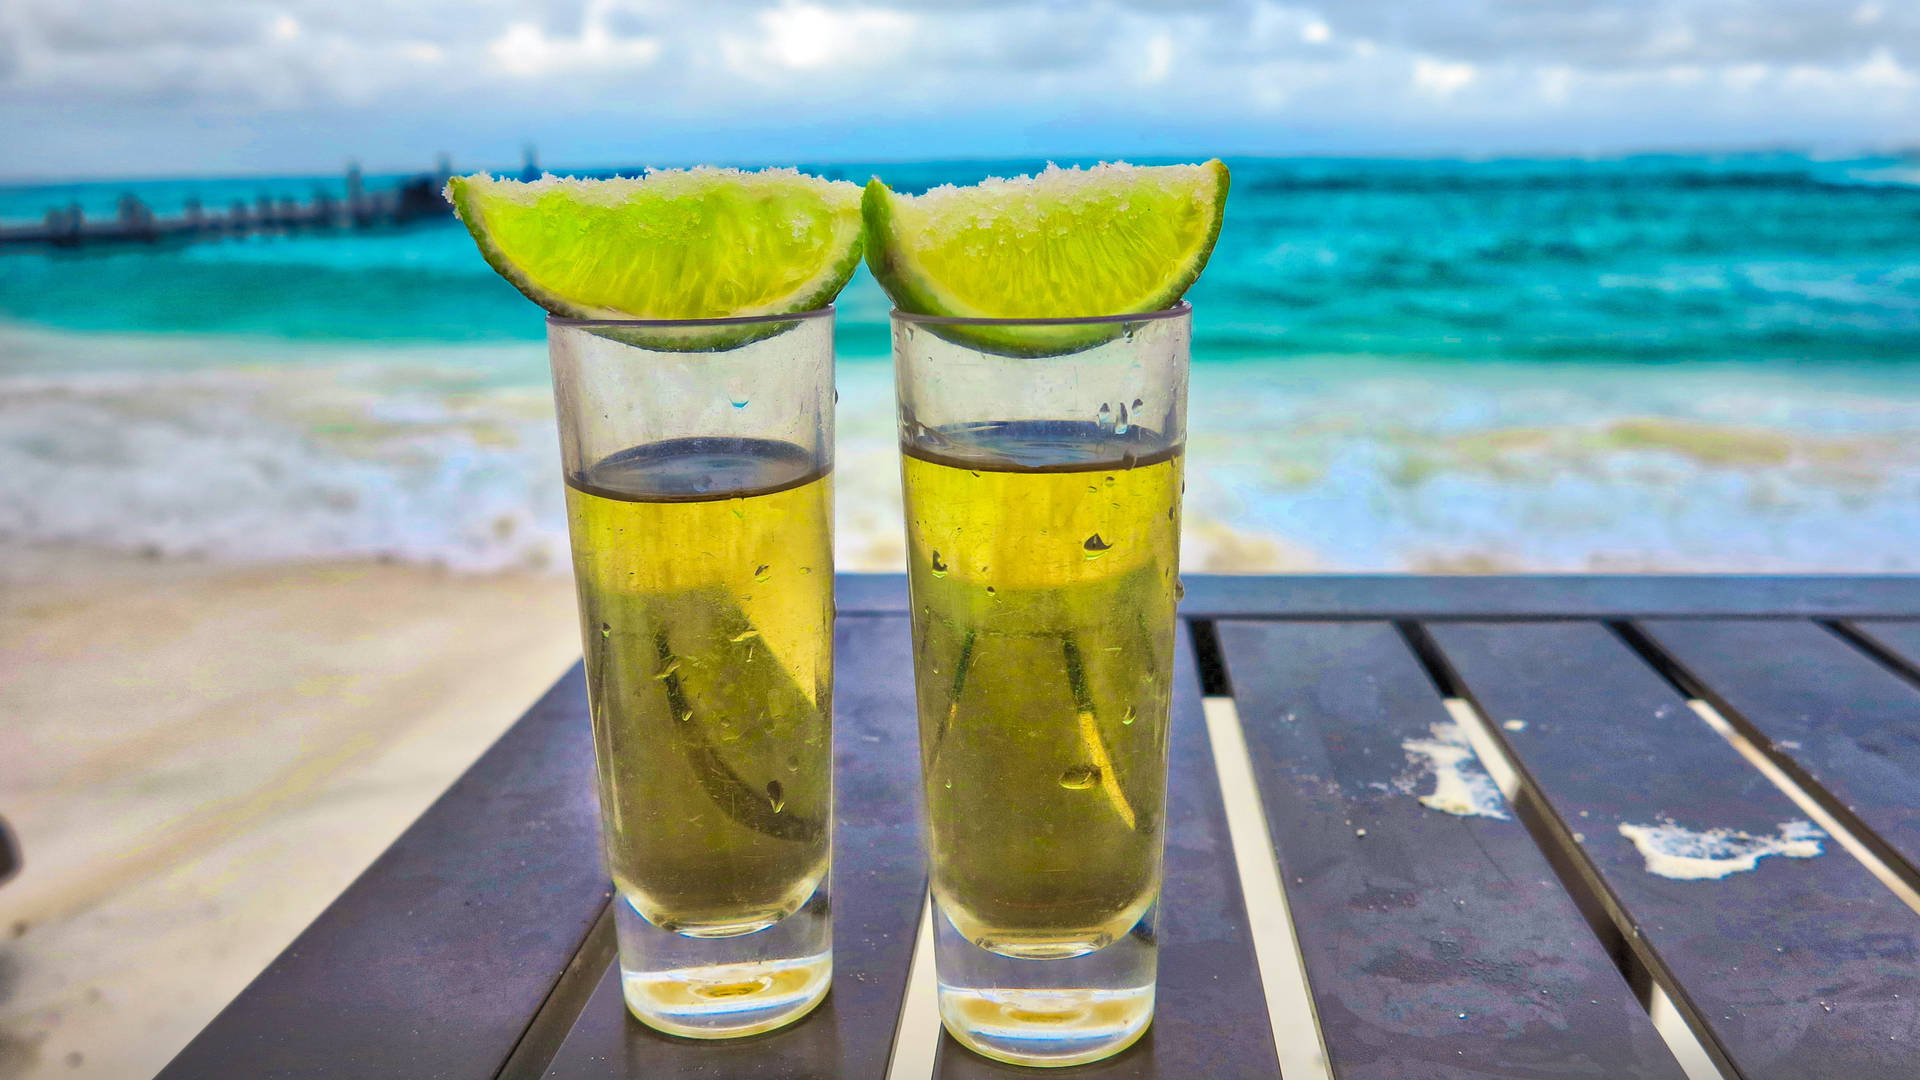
[446,168,863,349]
[863,160,1229,355]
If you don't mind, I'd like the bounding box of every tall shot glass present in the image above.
[894,303,1190,1067]
[549,310,835,1038]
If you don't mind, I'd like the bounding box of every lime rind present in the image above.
[446,168,864,352]
[862,161,1229,357]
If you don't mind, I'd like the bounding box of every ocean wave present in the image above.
[0,364,570,572]
[3,330,1918,574]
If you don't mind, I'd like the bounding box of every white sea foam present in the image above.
[1617,820,1826,880]
[4,325,1919,575]
[0,362,570,572]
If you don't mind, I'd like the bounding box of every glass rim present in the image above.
[889,300,1190,328]
[547,305,834,329]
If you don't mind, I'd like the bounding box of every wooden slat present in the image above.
[1217,621,1684,1079]
[542,613,927,1079]
[1428,622,1920,1080]
[157,665,609,1080]
[1847,620,1920,678]
[1638,619,1920,870]
[936,622,1281,1079]
[835,574,1920,619]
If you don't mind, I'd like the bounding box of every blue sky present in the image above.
[2,0,1918,179]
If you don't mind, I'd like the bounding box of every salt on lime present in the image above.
[863,160,1229,355]
[446,168,863,349]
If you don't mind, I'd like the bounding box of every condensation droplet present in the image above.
[786,755,801,773]
[754,564,771,583]
[767,780,786,813]
[1116,401,1130,435]
[1175,579,1187,601]
[599,622,611,638]
[730,628,760,643]
[653,658,681,680]
[1096,402,1113,431]
[1121,707,1136,726]
[1059,764,1100,790]
[1132,398,1143,411]
[930,551,949,577]
[1083,534,1113,557]
[985,586,996,596]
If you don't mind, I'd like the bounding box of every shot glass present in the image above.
[549,310,835,1038]
[893,303,1191,1066]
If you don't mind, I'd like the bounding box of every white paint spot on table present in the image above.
[1399,722,1511,820]
[1617,819,1825,880]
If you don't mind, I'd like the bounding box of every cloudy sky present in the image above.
[2,0,1918,179]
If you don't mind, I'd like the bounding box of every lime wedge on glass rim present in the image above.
[862,160,1229,356]
[445,167,864,350]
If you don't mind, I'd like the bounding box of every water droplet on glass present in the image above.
[1116,401,1130,435]
[1168,506,1176,521]
[985,586,996,596]
[1096,402,1113,431]
[930,551,949,577]
[1104,475,1116,487]
[833,388,840,404]
[767,780,786,813]
[1123,326,1135,343]
[786,754,800,773]
[653,658,681,680]
[1121,707,1136,726]
[1083,534,1112,557]
[599,622,611,638]
[1059,764,1100,790]
[1132,398,1143,411]
[730,397,749,409]
[754,564,771,583]
[730,628,760,643]
[1175,579,1187,601]
[800,566,812,574]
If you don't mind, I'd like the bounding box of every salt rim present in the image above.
[906,161,1217,207]
[443,166,861,208]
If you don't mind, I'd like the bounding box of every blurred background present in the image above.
[3,1,1918,1076]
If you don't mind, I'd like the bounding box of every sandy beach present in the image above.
[0,549,580,1079]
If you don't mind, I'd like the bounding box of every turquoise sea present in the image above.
[2,154,1917,571]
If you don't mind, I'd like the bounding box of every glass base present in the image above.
[933,896,1157,1067]
[613,881,831,1039]
[622,951,831,1039]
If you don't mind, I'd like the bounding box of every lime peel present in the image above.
[445,167,864,326]
[863,160,1229,356]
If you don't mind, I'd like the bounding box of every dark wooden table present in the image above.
[159,575,1920,1079]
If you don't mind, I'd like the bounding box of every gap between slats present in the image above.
[1397,622,1736,1080]
[496,900,616,1080]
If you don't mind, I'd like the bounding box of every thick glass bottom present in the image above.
[622,951,831,1039]
[939,984,1153,1067]
[613,879,831,1039]
[933,895,1157,1067]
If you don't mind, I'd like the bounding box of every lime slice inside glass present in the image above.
[446,168,863,350]
[863,161,1229,356]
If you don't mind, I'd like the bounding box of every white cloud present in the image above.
[1412,55,1476,98]
[487,1,660,79]
[0,0,1918,177]
[1141,31,1173,85]
[723,2,914,74]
